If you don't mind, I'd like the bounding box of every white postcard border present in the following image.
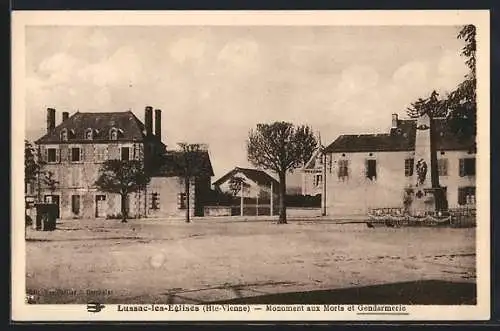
[11,10,491,321]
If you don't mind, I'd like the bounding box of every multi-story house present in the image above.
[302,113,476,216]
[34,107,213,219]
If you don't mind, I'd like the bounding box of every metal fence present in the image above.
[449,207,476,228]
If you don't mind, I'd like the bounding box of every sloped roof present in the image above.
[35,111,155,144]
[324,119,475,153]
[213,167,279,187]
[303,147,324,170]
[152,150,214,178]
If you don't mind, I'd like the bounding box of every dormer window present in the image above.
[85,128,94,140]
[60,129,68,141]
[109,128,118,140]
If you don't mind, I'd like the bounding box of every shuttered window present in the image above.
[459,158,475,177]
[314,174,322,187]
[94,146,107,162]
[71,147,82,162]
[47,148,57,163]
[338,159,349,179]
[121,147,130,161]
[71,195,80,215]
[458,186,476,205]
[365,159,377,180]
[178,193,187,209]
[438,159,448,176]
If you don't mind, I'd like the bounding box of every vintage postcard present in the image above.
[12,10,490,321]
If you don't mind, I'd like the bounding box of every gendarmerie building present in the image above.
[302,113,476,216]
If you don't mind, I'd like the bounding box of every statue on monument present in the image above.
[415,158,428,186]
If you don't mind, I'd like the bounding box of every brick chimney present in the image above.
[62,111,69,123]
[46,108,56,133]
[154,108,162,139]
[145,106,153,136]
[391,113,398,129]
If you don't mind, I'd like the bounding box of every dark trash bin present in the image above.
[35,203,57,231]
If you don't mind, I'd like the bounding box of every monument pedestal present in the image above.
[411,187,448,216]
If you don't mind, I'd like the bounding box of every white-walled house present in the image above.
[213,167,279,199]
[302,114,476,216]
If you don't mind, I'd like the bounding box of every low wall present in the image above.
[204,205,322,218]
[204,206,232,217]
[286,207,322,218]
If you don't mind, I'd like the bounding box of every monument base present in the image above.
[411,186,448,216]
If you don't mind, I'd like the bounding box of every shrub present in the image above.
[106,213,123,220]
[285,194,321,208]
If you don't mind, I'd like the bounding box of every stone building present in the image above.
[302,113,476,216]
[34,107,213,219]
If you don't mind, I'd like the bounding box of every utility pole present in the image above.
[240,187,244,216]
[256,191,259,216]
[270,181,274,216]
[322,151,327,216]
[318,132,327,216]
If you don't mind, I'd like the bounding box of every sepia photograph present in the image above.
[12,11,490,321]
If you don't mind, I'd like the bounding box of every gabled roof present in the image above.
[152,150,214,178]
[213,167,279,187]
[303,147,324,170]
[35,111,158,144]
[324,119,475,153]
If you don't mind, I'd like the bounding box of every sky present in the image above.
[25,25,469,181]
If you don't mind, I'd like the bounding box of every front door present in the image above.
[95,195,106,218]
[44,195,60,218]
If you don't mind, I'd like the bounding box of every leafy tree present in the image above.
[446,24,476,138]
[24,140,42,195]
[407,25,476,138]
[94,160,150,223]
[406,90,447,119]
[42,171,59,195]
[228,176,250,197]
[247,122,318,224]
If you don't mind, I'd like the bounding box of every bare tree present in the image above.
[247,122,317,224]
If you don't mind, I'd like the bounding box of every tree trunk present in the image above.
[185,176,191,223]
[121,193,128,223]
[278,171,287,224]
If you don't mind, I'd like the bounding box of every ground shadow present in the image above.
[212,280,476,305]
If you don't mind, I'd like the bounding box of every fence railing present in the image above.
[367,206,476,228]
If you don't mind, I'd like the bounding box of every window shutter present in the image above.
[79,148,84,162]
[459,159,465,177]
[42,147,48,163]
[365,159,369,178]
[61,147,68,162]
[56,149,61,163]
[458,188,465,205]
